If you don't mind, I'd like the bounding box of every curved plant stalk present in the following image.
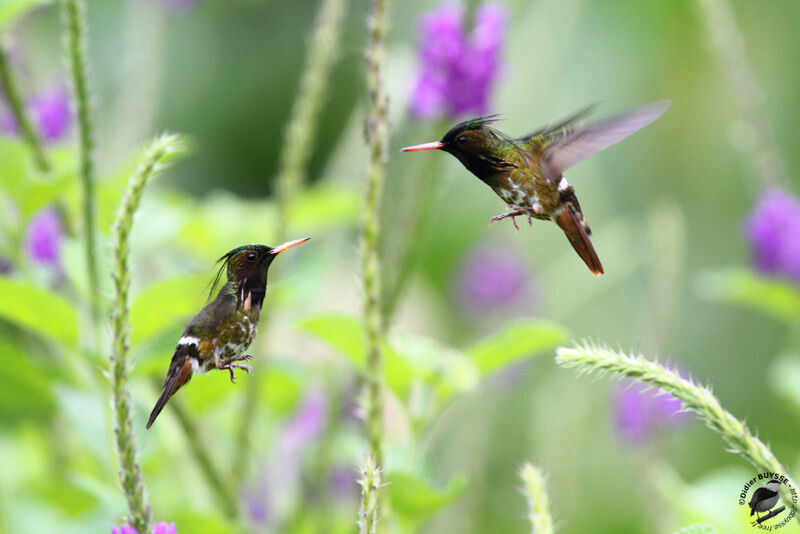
[110,134,183,532]
[362,0,390,471]
[556,342,798,519]
[61,0,101,327]
[520,462,554,534]
[0,45,49,171]
[231,0,346,486]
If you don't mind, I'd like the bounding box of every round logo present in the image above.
[738,472,798,530]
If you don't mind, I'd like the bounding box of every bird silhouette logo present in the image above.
[749,479,782,521]
[738,473,798,529]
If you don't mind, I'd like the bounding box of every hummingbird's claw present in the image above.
[489,209,526,231]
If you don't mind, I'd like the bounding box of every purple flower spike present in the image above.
[1,85,71,142]
[25,206,63,268]
[410,3,506,119]
[456,243,529,312]
[744,188,800,281]
[615,379,689,443]
[111,526,138,534]
[151,522,177,534]
[30,86,71,142]
[281,389,327,450]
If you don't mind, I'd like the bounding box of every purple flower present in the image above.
[455,243,530,312]
[111,526,138,534]
[410,3,506,119]
[25,206,63,268]
[614,380,689,443]
[245,390,327,527]
[280,389,327,450]
[330,464,357,499]
[1,85,71,142]
[151,522,176,534]
[744,187,800,281]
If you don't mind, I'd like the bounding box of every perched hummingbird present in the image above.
[401,101,670,275]
[146,238,310,429]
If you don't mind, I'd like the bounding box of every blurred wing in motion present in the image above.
[535,101,670,182]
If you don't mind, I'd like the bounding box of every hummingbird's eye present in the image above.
[456,135,467,145]
[245,252,258,263]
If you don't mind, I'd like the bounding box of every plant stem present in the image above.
[556,342,798,519]
[697,0,786,189]
[61,0,100,326]
[274,0,345,239]
[362,0,390,471]
[0,45,49,172]
[231,0,346,486]
[357,454,382,534]
[519,462,554,534]
[168,392,240,521]
[110,134,182,533]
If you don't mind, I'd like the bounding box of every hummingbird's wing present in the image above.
[529,101,670,183]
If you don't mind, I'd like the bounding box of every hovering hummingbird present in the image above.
[146,238,310,429]
[401,101,670,275]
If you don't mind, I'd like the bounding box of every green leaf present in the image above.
[0,0,51,30]
[388,472,467,525]
[0,338,56,423]
[298,312,413,397]
[298,313,363,365]
[288,185,360,231]
[698,267,800,323]
[129,273,209,345]
[467,319,569,374]
[0,278,78,347]
[259,364,303,416]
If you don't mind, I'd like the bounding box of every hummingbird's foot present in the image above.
[223,364,254,384]
[221,356,254,383]
[489,210,526,230]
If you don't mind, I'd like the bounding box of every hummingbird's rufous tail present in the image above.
[146,357,192,429]
[554,204,604,276]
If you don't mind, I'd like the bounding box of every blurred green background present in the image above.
[1,0,799,532]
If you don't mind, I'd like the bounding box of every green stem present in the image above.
[556,341,798,520]
[0,45,49,172]
[110,134,182,532]
[357,454,382,534]
[231,0,346,487]
[168,393,240,521]
[362,0,390,470]
[61,0,100,326]
[519,462,554,534]
[274,0,346,239]
[697,0,786,189]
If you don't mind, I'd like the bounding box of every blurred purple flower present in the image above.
[615,380,689,442]
[111,526,137,534]
[410,3,506,119]
[151,522,176,534]
[1,85,71,142]
[330,464,356,499]
[0,256,12,275]
[744,187,800,281]
[455,243,529,312]
[245,390,327,527]
[25,206,63,268]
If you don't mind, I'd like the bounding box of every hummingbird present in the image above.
[401,101,670,275]
[146,237,310,429]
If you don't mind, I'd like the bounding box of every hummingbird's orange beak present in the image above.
[269,237,310,255]
[401,141,444,152]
